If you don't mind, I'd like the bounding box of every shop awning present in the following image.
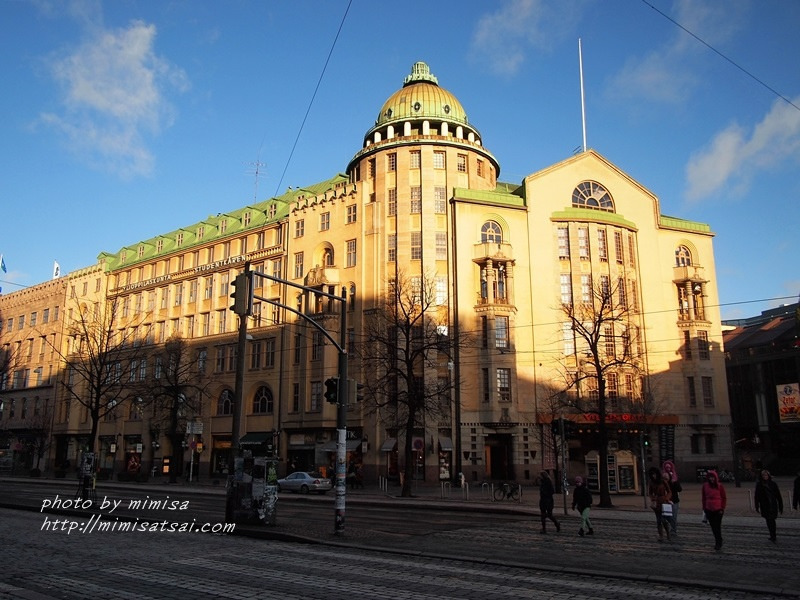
[320,439,362,452]
[380,438,397,452]
[239,432,271,446]
[438,437,453,452]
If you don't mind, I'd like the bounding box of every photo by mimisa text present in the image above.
[38,494,235,535]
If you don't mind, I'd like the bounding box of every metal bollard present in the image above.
[462,482,470,501]
[441,481,451,499]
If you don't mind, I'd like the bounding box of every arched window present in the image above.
[675,246,692,267]
[216,389,233,416]
[481,221,503,243]
[572,181,614,212]
[252,386,273,414]
[323,248,334,267]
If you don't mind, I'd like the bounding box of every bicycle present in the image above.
[493,481,521,501]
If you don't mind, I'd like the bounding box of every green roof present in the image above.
[101,174,350,271]
[453,183,525,208]
[659,214,713,234]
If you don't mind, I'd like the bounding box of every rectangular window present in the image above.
[614,231,624,263]
[598,229,608,261]
[311,332,323,361]
[578,227,589,259]
[560,274,572,304]
[604,325,615,358]
[698,331,710,360]
[292,383,300,412]
[43,308,49,323]
[410,150,421,168]
[368,158,375,178]
[477,159,484,177]
[204,276,213,300]
[189,280,197,303]
[457,154,467,173]
[410,186,422,213]
[174,283,183,306]
[411,231,422,260]
[630,279,639,311]
[687,376,697,407]
[607,372,618,399]
[600,275,610,300]
[563,322,574,355]
[251,341,261,369]
[294,252,304,278]
[346,204,357,223]
[435,276,447,305]
[294,333,302,364]
[557,227,570,259]
[433,151,445,169]
[265,338,276,368]
[388,234,397,262]
[434,186,447,213]
[295,219,304,238]
[627,233,636,268]
[495,316,509,349]
[481,316,489,348]
[683,330,693,359]
[618,278,627,308]
[702,376,714,407]
[435,232,447,260]
[387,153,397,171]
[219,272,229,298]
[496,368,511,402]
[346,239,357,267]
[310,381,321,412]
[320,212,330,231]
[388,188,397,216]
[482,368,490,403]
[217,309,227,334]
[581,274,591,303]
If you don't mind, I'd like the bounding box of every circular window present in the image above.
[444,104,450,114]
[413,101,421,111]
[386,108,393,118]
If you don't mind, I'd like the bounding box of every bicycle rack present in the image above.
[440,481,451,499]
[461,482,470,501]
[482,482,493,501]
[378,476,389,493]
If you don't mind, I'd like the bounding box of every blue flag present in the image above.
[0,255,6,273]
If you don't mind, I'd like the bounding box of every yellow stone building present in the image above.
[0,62,730,487]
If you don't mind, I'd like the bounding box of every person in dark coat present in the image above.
[538,471,560,534]
[754,469,783,542]
[701,470,727,551]
[793,470,800,511]
[571,475,594,537]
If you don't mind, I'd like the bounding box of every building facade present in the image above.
[0,62,732,486]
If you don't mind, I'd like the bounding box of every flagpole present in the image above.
[579,38,587,153]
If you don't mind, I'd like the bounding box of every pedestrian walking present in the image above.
[701,470,727,551]
[538,471,560,534]
[571,475,594,537]
[647,467,672,542]
[662,459,682,533]
[754,469,783,542]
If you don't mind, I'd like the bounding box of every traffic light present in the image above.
[230,272,252,316]
[324,377,339,404]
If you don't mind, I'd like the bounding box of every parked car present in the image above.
[277,471,333,494]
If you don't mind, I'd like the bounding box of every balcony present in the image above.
[473,242,514,262]
[673,265,705,284]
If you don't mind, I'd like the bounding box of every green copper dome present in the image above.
[374,62,469,128]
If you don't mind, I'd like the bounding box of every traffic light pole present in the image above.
[246,271,349,535]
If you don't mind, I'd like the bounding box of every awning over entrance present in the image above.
[438,437,453,452]
[320,440,362,452]
[239,432,271,446]
[380,438,397,452]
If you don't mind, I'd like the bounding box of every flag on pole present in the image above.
[53,261,61,279]
[0,254,6,273]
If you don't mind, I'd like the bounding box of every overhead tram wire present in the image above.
[640,0,800,113]
[272,0,353,198]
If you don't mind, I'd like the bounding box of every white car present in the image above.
[277,471,333,494]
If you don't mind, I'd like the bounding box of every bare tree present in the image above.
[536,381,573,491]
[142,336,209,483]
[357,271,471,497]
[559,277,644,508]
[58,297,150,461]
[23,399,54,474]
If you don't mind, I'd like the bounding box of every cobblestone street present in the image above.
[1,508,795,600]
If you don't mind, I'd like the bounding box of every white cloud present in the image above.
[40,19,189,178]
[685,96,800,201]
[470,0,586,76]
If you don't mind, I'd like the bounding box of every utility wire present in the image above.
[640,0,800,113]
[272,0,353,198]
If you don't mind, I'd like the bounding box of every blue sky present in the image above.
[1,0,798,321]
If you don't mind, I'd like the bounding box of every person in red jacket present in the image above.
[701,470,727,551]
